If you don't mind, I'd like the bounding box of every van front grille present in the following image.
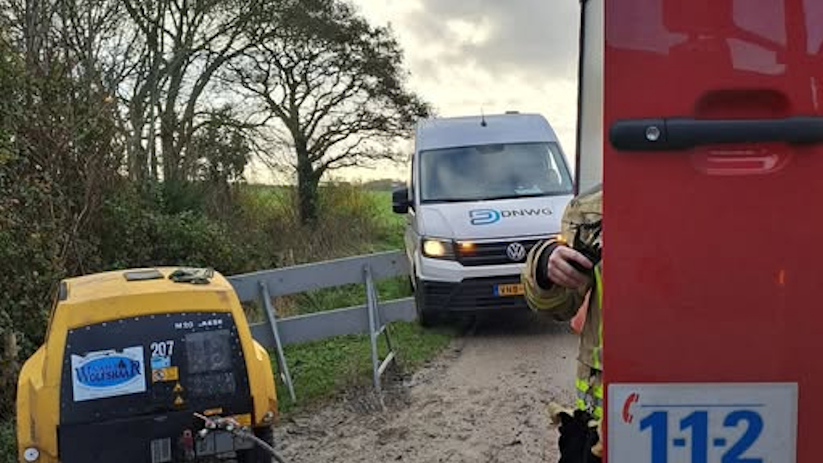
[420,276,529,312]
[456,239,544,266]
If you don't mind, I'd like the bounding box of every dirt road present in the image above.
[272,313,580,462]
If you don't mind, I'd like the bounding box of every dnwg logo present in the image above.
[470,207,552,225]
[469,209,501,225]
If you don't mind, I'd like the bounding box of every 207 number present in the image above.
[640,410,763,463]
[151,340,175,358]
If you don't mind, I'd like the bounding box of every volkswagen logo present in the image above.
[506,242,526,262]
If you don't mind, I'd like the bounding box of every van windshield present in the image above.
[419,142,573,203]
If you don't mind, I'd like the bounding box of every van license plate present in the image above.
[495,283,524,297]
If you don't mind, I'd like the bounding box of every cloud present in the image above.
[328,0,583,182]
[401,0,581,82]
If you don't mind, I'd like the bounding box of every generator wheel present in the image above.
[237,425,275,463]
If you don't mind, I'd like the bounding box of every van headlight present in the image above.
[421,238,456,259]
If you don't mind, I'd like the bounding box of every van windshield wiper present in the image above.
[420,198,478,204]
[422,192,567,204]
[481,193,554,201]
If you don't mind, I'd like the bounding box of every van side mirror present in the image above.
[392,187,411,214]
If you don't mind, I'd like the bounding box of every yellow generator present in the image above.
[16,267,279,463]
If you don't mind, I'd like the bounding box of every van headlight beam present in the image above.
[421,238,456,260]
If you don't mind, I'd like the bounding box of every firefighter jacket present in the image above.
[522,184,603,419]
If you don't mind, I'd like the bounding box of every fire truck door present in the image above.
[600,0,823,462]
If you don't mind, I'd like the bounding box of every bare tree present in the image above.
[120,0,260,183]
[231,0,430,224]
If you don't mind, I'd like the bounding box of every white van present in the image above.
[392,112,575,325]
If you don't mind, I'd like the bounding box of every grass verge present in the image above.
[273,321,455,415]
[266,276,411,320]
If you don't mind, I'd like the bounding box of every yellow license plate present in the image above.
[495,283,525,297]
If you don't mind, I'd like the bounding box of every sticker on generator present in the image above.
[151,366,179,383]
[71,346,147,402]
[151,355,172,369]
[607,383,798,463]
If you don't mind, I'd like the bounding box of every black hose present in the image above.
[194,413,290,463]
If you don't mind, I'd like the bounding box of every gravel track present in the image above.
[273,313,579,463]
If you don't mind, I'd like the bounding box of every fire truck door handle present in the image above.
[609,116,823,151]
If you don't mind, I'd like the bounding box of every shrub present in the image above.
[0,166,67,418]
[97,185,264,275]
[0,419,14,463]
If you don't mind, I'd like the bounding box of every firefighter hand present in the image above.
[548,245,593,289]
[590,419,603,458]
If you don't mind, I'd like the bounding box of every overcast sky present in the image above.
[247,0,582,183]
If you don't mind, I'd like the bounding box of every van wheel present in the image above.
[237,425,275,463]
[413,278,438,327]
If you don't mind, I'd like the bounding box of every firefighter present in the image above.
[521,183,603,462]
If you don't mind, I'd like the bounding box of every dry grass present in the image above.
[235,182,410,323]
[236,182,394,266]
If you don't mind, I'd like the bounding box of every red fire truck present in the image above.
[576,0,823,462]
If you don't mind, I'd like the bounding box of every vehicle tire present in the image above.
[413,278,438,327]
[237,425,275,463]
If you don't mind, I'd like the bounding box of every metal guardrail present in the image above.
[247,298,416,347]
[227,251,416,404]
[229,251,410,300]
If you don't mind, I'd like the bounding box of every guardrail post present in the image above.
[227,251,414,406]
[365,265,381,394]
[258,282,296,403]
[364,264,396,405]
